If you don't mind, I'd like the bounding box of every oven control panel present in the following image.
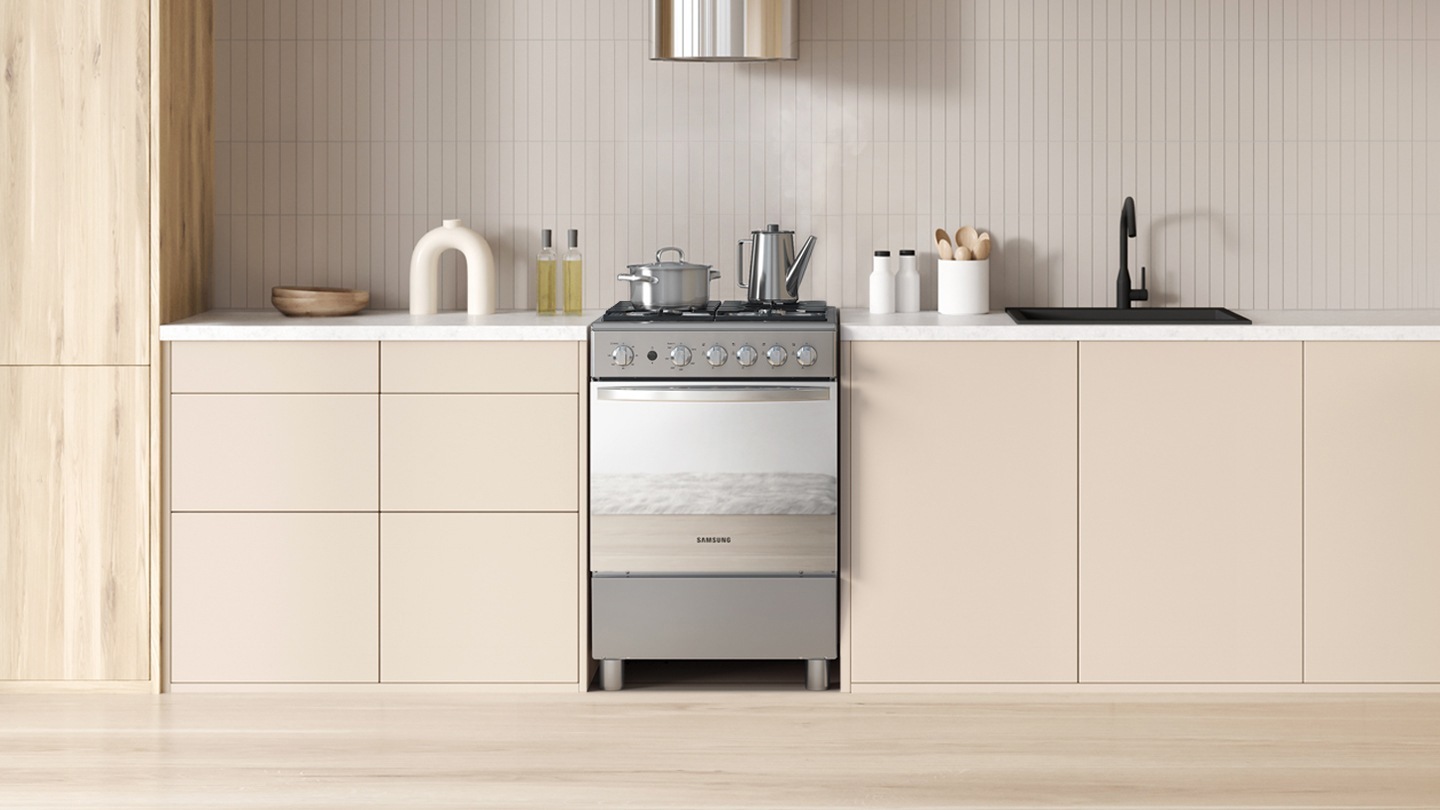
[591,328,837,380]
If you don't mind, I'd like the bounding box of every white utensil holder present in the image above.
[938,259,989,315]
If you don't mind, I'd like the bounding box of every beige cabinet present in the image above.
[381,342,579,394]
[848,342,1080,684]
[170,513,379,683]
[165,340,585,689]
[381,395,578,512]
[1079,342,1303,683]
[0,367,150,681]
[171,342,378,393]
[1304,343,1440,682]
[381,514,579,683]
[171,394,379,512]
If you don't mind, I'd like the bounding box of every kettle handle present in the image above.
[737,237,751,289]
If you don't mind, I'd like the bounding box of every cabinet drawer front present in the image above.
[591,576,836,660]
[170,513,379,683]
[171,394,379,511]
[381,342,579,393]
[381,513,578,683]
[172,342,378,393]
[380,395,578,511]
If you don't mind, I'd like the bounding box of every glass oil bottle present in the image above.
[562,229,583,315]
[536,229,557,314]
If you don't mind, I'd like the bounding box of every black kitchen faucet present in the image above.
[1117,196,1149,309]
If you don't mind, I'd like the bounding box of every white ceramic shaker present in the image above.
[895,249,920,313]
[869,250,895,315]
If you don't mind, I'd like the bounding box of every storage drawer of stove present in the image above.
[590,515,836,575]
[591,575,837,660]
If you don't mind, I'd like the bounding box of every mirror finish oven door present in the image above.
[589,381,839,576]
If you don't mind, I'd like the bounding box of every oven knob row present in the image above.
[796,344,818,367]
[766,345,788,367]
[705,345,728,367]
[610,344,635,367]
[735,345,759,367]
[669,345,692,367]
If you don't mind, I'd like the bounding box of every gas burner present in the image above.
[715,300,831,321]
[601,301,720,323]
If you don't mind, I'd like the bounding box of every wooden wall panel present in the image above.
[152,0,212,326]
[0,0,150,365]
[0,367,149,681]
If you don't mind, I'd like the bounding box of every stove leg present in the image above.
[600,659,624,691]
[805,659,829,691]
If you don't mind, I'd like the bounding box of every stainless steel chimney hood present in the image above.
[652,0,798,62]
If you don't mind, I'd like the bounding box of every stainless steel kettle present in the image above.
[737,224,817,304]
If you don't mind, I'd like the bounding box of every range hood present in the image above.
[651,0,798,62]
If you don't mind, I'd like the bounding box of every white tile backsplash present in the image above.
[212,0,1440,312]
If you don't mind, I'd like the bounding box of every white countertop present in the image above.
[161,307,1440,343]
[839,309,1440,341]
[159,309,598,341]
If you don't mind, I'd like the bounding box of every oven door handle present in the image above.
[596,386,831,403]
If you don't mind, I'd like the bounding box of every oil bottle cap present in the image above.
[874,250,891,257]
[541,229,552,248]
[568,229,579,249]
[899,249,915,256]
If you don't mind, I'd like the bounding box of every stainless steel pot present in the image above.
[618,247,720,310]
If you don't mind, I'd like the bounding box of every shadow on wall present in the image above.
[1144,210,1229,307]
[986,237,1062,311]
[435,223,529,311]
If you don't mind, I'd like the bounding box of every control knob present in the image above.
[669,345,693,368]
[766,345,788,367]
[736,345,759,367]
[610,345,635,367]
[795,345,819,368]
[705,345,728,367]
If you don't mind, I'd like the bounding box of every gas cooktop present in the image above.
[599,300,833,324]
[591,301,838,380]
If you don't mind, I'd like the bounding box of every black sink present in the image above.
[1006,307,1251,325]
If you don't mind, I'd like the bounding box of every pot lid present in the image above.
[628,246,711,273]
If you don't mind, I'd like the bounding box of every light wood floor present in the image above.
[2,689,1439,809]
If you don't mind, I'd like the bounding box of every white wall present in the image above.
[213,0,1440,311]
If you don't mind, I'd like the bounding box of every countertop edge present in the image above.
[160,308,1440,342]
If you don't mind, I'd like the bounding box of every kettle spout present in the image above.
[787,235,818,295]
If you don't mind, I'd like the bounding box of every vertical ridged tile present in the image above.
[205,0,1435,311]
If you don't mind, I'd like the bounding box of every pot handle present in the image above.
[737,237,752,289]
[655,246,685,263]
[708,269,721,281]
[616,273,657,284]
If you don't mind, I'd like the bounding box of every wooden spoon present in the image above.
[974,233,992,260]
[956,226,980,257]
[935,228,954,261]
[954,245,973,261]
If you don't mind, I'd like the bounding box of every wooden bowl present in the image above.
[271,286,369,317]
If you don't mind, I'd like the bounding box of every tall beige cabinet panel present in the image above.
[848,342,1079,684]
[0,368,149,680]
[1304,343,1440,683]
[1079,342,1303,683]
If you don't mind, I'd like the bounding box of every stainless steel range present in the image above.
[589,300,839,691]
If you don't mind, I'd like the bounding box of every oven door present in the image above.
[589,381,838,576]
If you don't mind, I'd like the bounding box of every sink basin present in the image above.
[1006,307,1251,325]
